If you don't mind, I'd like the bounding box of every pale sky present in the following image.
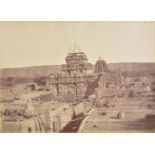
[0,22,155,68]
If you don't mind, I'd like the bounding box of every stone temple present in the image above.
[48,44,96,97]
[61,44,92,75]
[94,57,109,74]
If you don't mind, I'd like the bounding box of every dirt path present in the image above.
[61,113,85,133]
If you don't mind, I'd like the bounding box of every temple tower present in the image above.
[61,43,92,75]
[94,57,109,74]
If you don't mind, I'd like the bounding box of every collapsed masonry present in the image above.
[38,44,152,107]
[89,59,153,108]
[47,45,125,104]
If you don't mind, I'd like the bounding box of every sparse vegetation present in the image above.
[1,63,155,133]
[128,90,135,97]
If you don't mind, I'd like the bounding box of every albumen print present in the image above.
[0,22,155,133]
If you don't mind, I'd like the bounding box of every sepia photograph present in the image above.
[0,21,155,133]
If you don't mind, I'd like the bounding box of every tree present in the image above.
[34,76,48,86]
[34,76,49,91]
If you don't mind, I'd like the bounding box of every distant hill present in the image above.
[108,62,155,74]
[0,65,61,78]
[1,62,155,78]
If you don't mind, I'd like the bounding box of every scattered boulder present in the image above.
[117,112,125,119]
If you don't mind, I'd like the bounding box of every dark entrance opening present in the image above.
[28,127,32,133]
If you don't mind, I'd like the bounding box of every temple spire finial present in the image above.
[98,56,102,60]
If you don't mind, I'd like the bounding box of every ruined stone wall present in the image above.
[50,83,87,97]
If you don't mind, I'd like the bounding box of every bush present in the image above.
[128,90,135,97]
[34,76,48,86]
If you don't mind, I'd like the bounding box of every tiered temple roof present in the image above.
[61,44,92,74]
[66,52,88,62]
[94,57,109,73]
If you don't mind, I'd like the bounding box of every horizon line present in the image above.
[1,61,155,69]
